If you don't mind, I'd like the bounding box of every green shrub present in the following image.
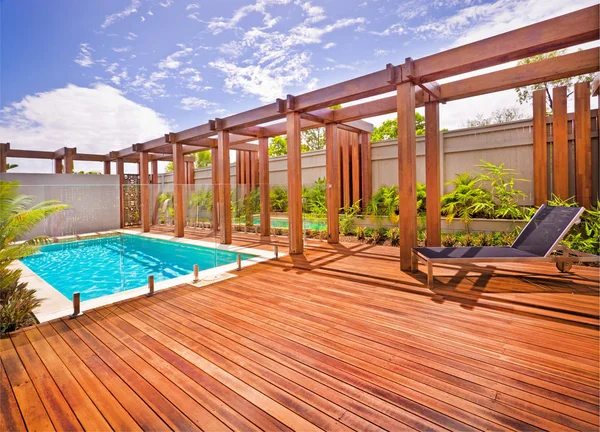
[302,178,327,217]
[476,160,528,219]
[356,226,365,240]
[371,227,387,244]
[270,186,288,212]
[340,200,360,235]
[389,228,400,246]
[441,173,492,232]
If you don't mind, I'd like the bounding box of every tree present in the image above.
[194,151,211,168]
[268,135,310,157]
[464,107,526,128]
[371,112,426,142]
[515,49,594,110]
[165,150,212,172]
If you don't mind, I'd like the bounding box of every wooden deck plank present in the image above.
[0,354,27,432]
[2,230,599,431]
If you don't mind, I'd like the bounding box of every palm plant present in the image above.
[476,160,528,219]
[270,186,288,212]
[1,180,69,333]
[441,173,492,232]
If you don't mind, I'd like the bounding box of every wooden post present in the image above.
[360,132,371,210]
[425,101,441,247]
[116,158,125,228]
[341,135,351,207]
[552,86,569,200]
[172,140,185,237]
[187,159,195,185]
[258,137,271,237]
[218,131,232,244]
[54,158,63,174]
[139,152,150,232]
[397,81,418,272]
[574,81,592,208]
[326,123,340,244]
[286,111,303,254]
[533,89,548,205]
[211,147,220,231]
[351,133,360,205]
[0,143,8,173]
[103,160,111,175]
[64,148,75,174]
[151,159,159,225]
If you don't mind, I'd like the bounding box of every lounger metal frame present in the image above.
[412,205,599,287]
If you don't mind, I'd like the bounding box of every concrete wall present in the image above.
[0,173,120,239]
[158,117,600,206]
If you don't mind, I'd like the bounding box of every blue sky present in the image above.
[1,0,597,172]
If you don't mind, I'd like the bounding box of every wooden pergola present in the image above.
[1,5,598,271]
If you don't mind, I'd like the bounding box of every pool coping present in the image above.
[15,229,285,323]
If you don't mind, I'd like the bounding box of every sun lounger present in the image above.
[413,205,599,287]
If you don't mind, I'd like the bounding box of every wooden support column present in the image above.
[187,159,195,185]
[116,158,125,228]
[151,159,159,225]
[574,81,592,207]
[326,123,340,244]
[172,140,185,237]
[425,101,441,247]
[218,131,232,244]
[533,89,548,205]
[359,132,371,210]
[54,158,63,174]
[258,137,270,236]
[64,148,75,174]
[287,111,303,254]
[351,133,360,204]
[341,136,351,207]
[250,152,258,189]
[552,86,569,200]
[0,143,8,173]
[211,148,220,231]
[139,152,150,232]
[103,160,111,175]
[397,81,418,272]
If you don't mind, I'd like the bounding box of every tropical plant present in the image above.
[270,186,288,212]
[416,182,426,215]
[476,160,528,219]
[366,185,398,220]
[547,195,600,255]
[340,200,361,236]
[441,173,492,232]
[1,181,69,333]
[370,227,387,244]
[389,228,400,246]
[356,226,365,240]
[302,178,327,217]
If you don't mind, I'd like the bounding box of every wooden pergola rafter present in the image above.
[2,5,598,270]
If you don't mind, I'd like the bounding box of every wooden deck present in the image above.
[2,229,599,431]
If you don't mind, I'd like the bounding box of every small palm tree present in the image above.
[441,173,493,232]
[0,180,69,333]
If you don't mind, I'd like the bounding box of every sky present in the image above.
[1,0,598,173]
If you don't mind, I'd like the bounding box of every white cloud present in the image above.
[187,12,202,22]
[74,43,95,67]
[128,70,170,100]
[126,32,138,40]
[370,23,405,36]
[206,0,290,34]
[413,0,598,44]
[296,0,326,24]
[322,42,335,49]
[160,0,174,7]
[186,3,200,10]
[179,97,224,113]
[106,62,119,74]
[112,46,132,53]
[0,84,169,173]
[374,48,393,57]
[158,45,193,70]
[101,0,140,28]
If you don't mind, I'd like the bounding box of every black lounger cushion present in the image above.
[413,246,541,260]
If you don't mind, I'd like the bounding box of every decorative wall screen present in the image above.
[123,174,141,227]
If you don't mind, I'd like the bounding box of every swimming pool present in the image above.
[21,234,255,302]
[244,217,326,231]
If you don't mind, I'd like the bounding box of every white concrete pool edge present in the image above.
[17,229,286,323]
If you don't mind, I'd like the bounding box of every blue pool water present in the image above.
[21,234,255,301]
